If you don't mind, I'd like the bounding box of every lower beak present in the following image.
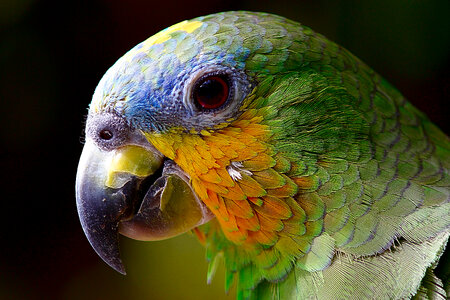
[75,140,213,274]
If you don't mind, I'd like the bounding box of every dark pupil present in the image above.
[195,76,228,109]
[99,129,113,140]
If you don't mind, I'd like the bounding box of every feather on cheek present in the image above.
[144,109,312,252]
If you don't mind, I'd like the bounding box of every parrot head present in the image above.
[76,11,299,274]
[76,11,366,277]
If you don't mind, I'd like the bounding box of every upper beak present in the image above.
[75,139,213,274]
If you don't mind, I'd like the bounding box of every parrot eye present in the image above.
[181,65,252,127]
[193,75,230,110]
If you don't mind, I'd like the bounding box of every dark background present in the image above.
[1,1,449,299]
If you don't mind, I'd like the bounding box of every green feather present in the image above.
[190,12,450,299]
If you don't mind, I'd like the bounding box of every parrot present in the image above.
[75,11,450,299]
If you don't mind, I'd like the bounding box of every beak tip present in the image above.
[108,258,127,275]
[82,224,128,276]
[87,232,127,275]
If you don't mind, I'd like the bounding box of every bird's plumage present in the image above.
[77,11,449,299]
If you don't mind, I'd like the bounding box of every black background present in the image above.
[1,1,449,299]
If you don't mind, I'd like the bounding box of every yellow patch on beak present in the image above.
[106,145,163,188]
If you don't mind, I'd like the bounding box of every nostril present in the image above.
[99,129,114,140]
[86,112,130,151]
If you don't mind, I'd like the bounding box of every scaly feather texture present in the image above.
[91,11,449,299]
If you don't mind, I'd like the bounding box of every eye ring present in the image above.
[180,65,252,129]
[192,74,230,110]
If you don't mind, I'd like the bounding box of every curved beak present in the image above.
[75,139,213,274]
